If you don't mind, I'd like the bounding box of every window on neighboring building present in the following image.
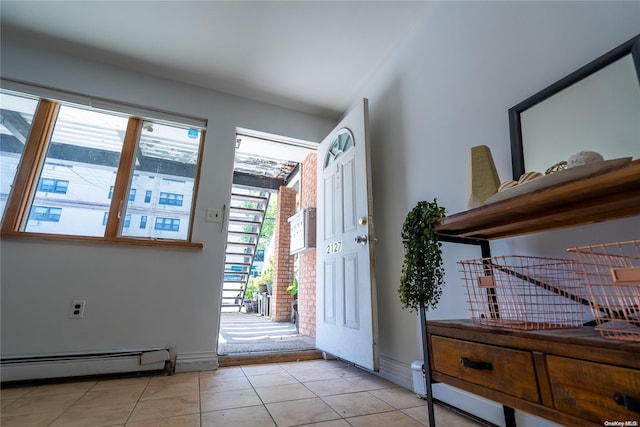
[154,217,180,232]
[38,178,69,194]
[123,214,131,228]
[0,85,206,244]
[159,192,184,206]
[29,206,62,222]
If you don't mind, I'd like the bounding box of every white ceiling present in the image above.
[1,1,430,119]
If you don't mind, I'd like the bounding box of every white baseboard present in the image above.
[175,351,218,373]
[377,354,414,390]
[1,349,168,382]
[433,383,506,426]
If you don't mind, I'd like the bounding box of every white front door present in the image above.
[316,99,378,371]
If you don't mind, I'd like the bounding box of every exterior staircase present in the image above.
[222,186,271,311]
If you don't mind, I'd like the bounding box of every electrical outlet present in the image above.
[70,300,86,319]
[206,208,223,223]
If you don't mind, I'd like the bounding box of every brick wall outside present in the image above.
[299,153,317,337]
[271,186,296,322]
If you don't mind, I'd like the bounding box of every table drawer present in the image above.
[547,355,640,422]
[430,335,539,402]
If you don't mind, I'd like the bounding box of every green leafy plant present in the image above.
[286,277,298,298]
[398,199,446,312]
[244,278,259,300]
[253,256,274,289]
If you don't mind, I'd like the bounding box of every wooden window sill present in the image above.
[0,231,204,249]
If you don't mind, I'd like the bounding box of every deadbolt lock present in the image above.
[358,216,367,226]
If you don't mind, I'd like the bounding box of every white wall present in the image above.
[0,35,335,370]
[355,0,640,421]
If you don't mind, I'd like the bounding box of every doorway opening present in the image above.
[217,128,319,357]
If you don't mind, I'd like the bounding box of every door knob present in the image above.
[355,235,368,245]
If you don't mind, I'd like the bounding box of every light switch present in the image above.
[206,208,223,223]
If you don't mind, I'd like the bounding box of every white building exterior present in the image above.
[1,153,193,240]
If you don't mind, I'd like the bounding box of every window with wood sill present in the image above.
[0,82,206,248]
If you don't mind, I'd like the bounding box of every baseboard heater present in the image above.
[1,348,173,383]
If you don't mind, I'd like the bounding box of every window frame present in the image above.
[1,91,206,249]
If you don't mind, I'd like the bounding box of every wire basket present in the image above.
[460,256,586,330]
[567,240,640,342]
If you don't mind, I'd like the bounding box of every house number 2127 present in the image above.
[326,241,342,254]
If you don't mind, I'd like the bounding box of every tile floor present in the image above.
[1,359,484,427]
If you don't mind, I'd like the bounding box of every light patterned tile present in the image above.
[241,363,287,376]
[401,406,429,425]
[346,410,424,427]
[1,386,38,400]
[434,404,484,426]
[247,372,297,388]
[199,375,252,392]
[281,359,347,373]
[369,387,427,409]
[91,377,150,392]
[289,368,342,383]
[281,360,330,373]
[254,383,316,403]
[201,367,244,379]
[200,387,261,412]
[74,388,145,406]
[128,395,199,422]
[402,404,484,426]
[125,413,200,427]
[201,405,275,427]
[0,411,61,427]
[1,392,84,416]
[303,378,364,396]
[298,420,351,427]
[326,365,367,378]
[50,402,136,427]
[266,397,340,427]
[148,373,199,387]
[2,398,17,409]
[140,382,199,401]
[322,391,394,417]
[29,381,96,396]
[345,374,396,391]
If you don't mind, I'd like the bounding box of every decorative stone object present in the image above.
[545,160,568,175]
[518,171,543,184]
[467,145,500,209]
[567,151,604,168]
[498,180,518,192]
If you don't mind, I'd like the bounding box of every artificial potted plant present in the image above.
[398,199,446,312]
[398,199,446,427]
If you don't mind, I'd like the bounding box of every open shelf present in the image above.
[437,159,640,240]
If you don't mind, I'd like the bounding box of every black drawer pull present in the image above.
[460,357,492,370]
[613,392,640,414]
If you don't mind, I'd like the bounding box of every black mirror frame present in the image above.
[508,34,640,181]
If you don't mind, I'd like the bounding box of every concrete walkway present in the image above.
[217,311,316,355]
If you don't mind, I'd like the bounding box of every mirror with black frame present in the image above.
[509,34,640,181]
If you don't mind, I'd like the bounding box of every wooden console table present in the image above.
[426,320,640,426]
